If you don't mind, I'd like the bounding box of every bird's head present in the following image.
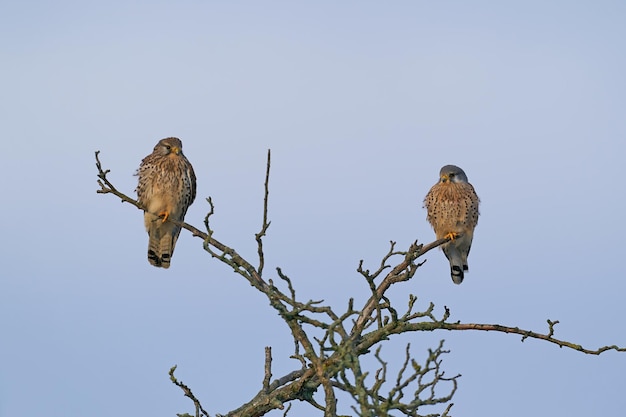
[439,165,468,184]
[154,137,184,157]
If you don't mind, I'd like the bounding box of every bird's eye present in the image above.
[165,145,171,150]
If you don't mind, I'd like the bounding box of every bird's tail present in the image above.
[146,214,181,269]
[442,244,465,284]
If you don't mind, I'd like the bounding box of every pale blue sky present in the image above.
[1,1,625,416]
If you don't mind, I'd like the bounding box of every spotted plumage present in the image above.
[136,137,196,268]
[424,165,480,284]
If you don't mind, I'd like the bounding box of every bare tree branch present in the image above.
[94,150,626,417]
[262,347,272,394]
[169,365,211,417]
[255,149,272,276]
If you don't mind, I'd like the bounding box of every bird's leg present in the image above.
[159,211,170,223]
[444,232,458,241]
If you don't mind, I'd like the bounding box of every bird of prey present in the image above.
[424,165,480,284]
[136,137,196,268]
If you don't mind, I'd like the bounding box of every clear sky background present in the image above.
[2,1,625,416]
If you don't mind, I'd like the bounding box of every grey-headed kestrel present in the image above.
[424,165,480,284]
[136,137,196,268]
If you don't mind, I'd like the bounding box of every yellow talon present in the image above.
[159,211,170,223]
[444,232,458,241]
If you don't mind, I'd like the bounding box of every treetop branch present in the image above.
[95,149,625,417]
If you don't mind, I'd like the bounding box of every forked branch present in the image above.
[95,150,625,417]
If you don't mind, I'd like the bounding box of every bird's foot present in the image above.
[159,211,170,223]
[444,232,458,241]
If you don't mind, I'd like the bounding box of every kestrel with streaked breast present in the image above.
[424,165,480,284]
[136,137,196,268]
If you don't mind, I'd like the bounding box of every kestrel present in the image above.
[136,137,196,268]
[424,165,480,284]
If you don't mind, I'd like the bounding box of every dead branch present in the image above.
[169,365,211,417]
[95,150,625,417]
[255,150,272,276]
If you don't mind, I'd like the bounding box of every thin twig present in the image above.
[169,365,211,417]
[358,320,626,356]
[255,149,272,276]
[439,322,626,355]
